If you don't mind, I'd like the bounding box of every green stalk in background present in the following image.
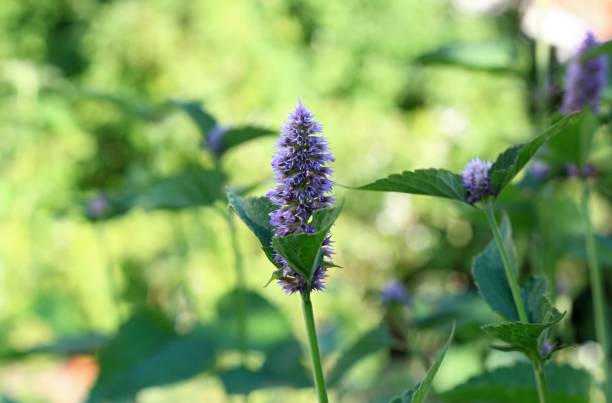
[301,291,329,403]
[484,205,548,403]
[581,184,609,395]
[226,210,248,366]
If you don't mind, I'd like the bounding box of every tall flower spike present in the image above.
[562,32,608,114]
[462,158,492,204]
[267,101,335,293]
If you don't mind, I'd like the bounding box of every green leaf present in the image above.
[357,169,466,202]
[481,308,564,357]
[137,169,226,211]
[227,192,278,266]
[543,111,599,165]
[215,289,292,352]
[271,206,341,284]
[489,115,574,195]
[441,362,592,403]
[327,325,392,386]
[582,39,612,61]
[415,41,527,75]
[88,309,216,401]
[216,126,276,156]
[169,99,217,138]
[0,334,108,361]
[389,324,455,403]
[472,213,520,321]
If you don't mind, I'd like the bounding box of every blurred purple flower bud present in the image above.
[565,163,579,177]
[462,158,493,204]
[206,124,228,156]
[581,163,597,178]
[541,340,554,357]
[561,32,608,114]
[529,160,550,179]
[267,101,335,293]
[87,194,108,218]
[381,280,410,305]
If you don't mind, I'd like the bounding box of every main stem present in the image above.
[484,207,548,403]
[484,207,529,323]
[301,291,329,403]
[581,185,609,394]
[226,211,248,366]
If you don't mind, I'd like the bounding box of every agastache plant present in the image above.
[561,32,608,114]
[267,101,335,293]
[355,115,577,403]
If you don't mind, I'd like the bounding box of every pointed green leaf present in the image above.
[441,362,591,403]
[357,169,466,202]
[472,213,519,321]
[272,206,341,284]
[582,39,612,61]
[544,111,599,165]
[415,41,527,75]
[227,192,277,266]
[216,126,276,156]
[136,169,226,211]
[169,99,217,138]
[389,324,455,403]
[327,325,392,386]
[489,115,574,195]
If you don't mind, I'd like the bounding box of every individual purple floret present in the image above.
[462,158,493,204]
[87,194,109,219]
[381,280,410,305]
[267,101,335,293]
[561,32,608,114]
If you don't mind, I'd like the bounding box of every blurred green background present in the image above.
[0,0,610,402]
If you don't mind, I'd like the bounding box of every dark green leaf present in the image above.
[481,308,564,357]
[472,213,519,321]
[227,192,278,265]
[217,126,276,155]
[415,42,527,75]
[357,169,466,202]
[489,115,574,195]
[544,111,599,165]
[0,334,108,361]
[521,276,548,324]
[271,206,341,284]
[169,99,217,138]
[136,169,226,211]
[582,39,612,61]
[441,362,591,403]
[88,310,216,401]
[215,289,292,352]
[389,324,455,403]
[327,325,392,386]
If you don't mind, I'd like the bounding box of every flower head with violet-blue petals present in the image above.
[462,158,493,205]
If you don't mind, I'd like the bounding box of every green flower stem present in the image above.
[533,358,548,403]
[483,207,529,323]
[301,291,329,403]
[581,184,609,393]
[226,210,248,366]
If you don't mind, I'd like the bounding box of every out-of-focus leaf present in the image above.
[88,309,216,401]
[440,362,591,403]
[216,126,276,156]
[566,234,612,267]
[357,169,466,202]
[543,111,598,165]
[472,214,519,321]
[481,306,564,357]
[136,169,226,211]
[215,289,292,352]
[489,115,574,195]
[388,324,455,403]
[219,338,310,394]
[0,334,108,361]
[415,42,527,75]
[227,192,277,265]
[169,99,217,138]
[272,206,341,284]
[84,193,137,222]
[582,39,612,60]
[327,325,392,386]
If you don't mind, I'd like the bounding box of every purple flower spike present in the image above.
[562,32,608,114]
[381,280,410,305]
[462,158,493,204]
[267,101,335,293]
